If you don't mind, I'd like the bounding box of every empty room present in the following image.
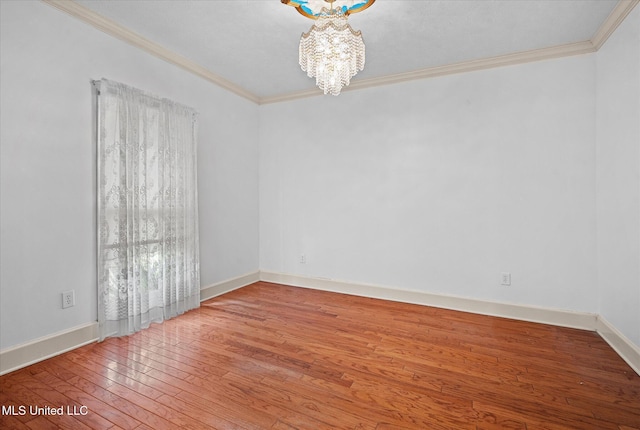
[1,0,639,428]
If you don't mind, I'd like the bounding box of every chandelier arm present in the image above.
[282,0,375,19]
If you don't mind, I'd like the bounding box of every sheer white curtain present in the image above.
[96,79,200,341]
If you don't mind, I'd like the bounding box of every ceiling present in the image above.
[58,0,628,103]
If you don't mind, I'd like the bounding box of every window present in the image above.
[95,79,200,340]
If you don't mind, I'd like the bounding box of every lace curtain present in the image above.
[96,79,200,341]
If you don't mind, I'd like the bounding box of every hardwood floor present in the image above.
[1,281,639,429]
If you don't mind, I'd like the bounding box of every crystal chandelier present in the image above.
[283,0,375,96]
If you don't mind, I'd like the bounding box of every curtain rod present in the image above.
[91,79,101,94]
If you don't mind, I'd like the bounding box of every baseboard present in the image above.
[200,271,260,301]
[0,271,261,376]
[0,322,98,376]
[596,315,640,375]
[4,272,636,377]
[259,271,598,331]
[260,271,640,375]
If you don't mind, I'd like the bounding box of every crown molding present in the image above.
[258,0,638,104]
[41,0,260,104]
[259,40,596,104]
[591,0,639,50]
[42,0,637,105]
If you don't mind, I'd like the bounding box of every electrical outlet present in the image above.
[62,290,75,309]
[501,272,511,286]
[300,254,306,264]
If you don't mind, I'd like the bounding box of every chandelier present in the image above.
[283,0,375,96]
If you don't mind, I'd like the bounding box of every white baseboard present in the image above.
[259,271,598,331]
[200,271,260,301]
[260,271,640,375]
[3,271,637,377]
[596,315,640,375]
[0,322,98,376]
[0,271,261,376]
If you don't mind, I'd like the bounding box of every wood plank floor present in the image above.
[1,281,639,429]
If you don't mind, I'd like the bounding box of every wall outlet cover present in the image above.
[62,290,75,309]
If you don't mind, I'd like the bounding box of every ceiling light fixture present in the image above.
[283,0,375,96]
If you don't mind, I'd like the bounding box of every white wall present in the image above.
[0,1,259,350]
[260,54,598,313]
[2,0,637,357]
[596,6,640,347]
